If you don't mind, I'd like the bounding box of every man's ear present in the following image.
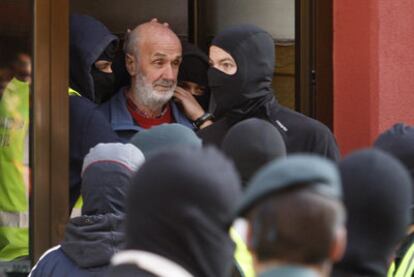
[125,53,137,77]
[330,226,347,263]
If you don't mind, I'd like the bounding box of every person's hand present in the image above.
[150,18,169,27]
[174,86,205,121]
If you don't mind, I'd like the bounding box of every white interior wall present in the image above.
[205,0,295,40]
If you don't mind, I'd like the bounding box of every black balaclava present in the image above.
[112,50,131,93]
[178,43,211,110]
[90,42,117,104]
[80,142,145,215]
[70,14,118,103]
[221,118,286,186]
[208,24,276,120]
[126,146,242,277]
[335,149,412,276]
[374,123,414,223]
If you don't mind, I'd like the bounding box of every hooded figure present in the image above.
[333,149,412,277]
[129,123,202,158]
[221,118,286,277]
[374,123,414,183]
[374,123,414,277]
[108,147,242,277]
[69,14,120,208]
[177,43,211,111]
[70,14,119,103]
[222,118,287,186]
[30,143,145,277]
[197,24,339,161]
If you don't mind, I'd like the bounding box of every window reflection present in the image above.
[0,0,32,274]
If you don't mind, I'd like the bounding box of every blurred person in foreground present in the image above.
[0,50,31,261]
[332,149,412,277]
[108,146,242,277]
[221,117,287,277]
[238,155,346,277]
[30,143,145,276]
[374,123,414,277]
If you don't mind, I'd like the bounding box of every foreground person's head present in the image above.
[239,155,346,277]
[123,146,242,277]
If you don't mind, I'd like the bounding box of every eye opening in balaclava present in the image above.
[209,45,238,76]
[69,14,119,103]
[91,40,118,104]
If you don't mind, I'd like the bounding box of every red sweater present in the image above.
[126,96,173,129]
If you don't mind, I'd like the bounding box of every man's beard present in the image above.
[133,72,176,112]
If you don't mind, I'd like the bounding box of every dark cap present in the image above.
[237,154,342,216]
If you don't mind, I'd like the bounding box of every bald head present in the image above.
[124,21,181,57]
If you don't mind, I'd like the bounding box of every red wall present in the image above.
[333,0,414,155]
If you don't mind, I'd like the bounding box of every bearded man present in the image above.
[99,21,193,141]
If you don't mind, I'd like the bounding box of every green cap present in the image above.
[237,154,342,216]
[129,123,202,157]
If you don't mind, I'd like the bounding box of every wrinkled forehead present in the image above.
[138,29,182,59]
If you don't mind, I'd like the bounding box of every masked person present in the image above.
[30,143,145,277]
[373,123,414,277]
[69,14,119,104]
[0,50,31,261]
[69,14,121,210]
[175,43,210,113]
[333,149,412,277]
[221,118,288,277]
[107,147,242,277]
[197,24,340,161]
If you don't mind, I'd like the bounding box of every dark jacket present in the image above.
[107,264,157,277]
[69,96,119,208]
[69,14,118,103]
[98,88,194,142]
[197,25,340,161]
[30,159,137,277]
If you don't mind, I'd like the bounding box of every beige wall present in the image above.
[205,0,295,40]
